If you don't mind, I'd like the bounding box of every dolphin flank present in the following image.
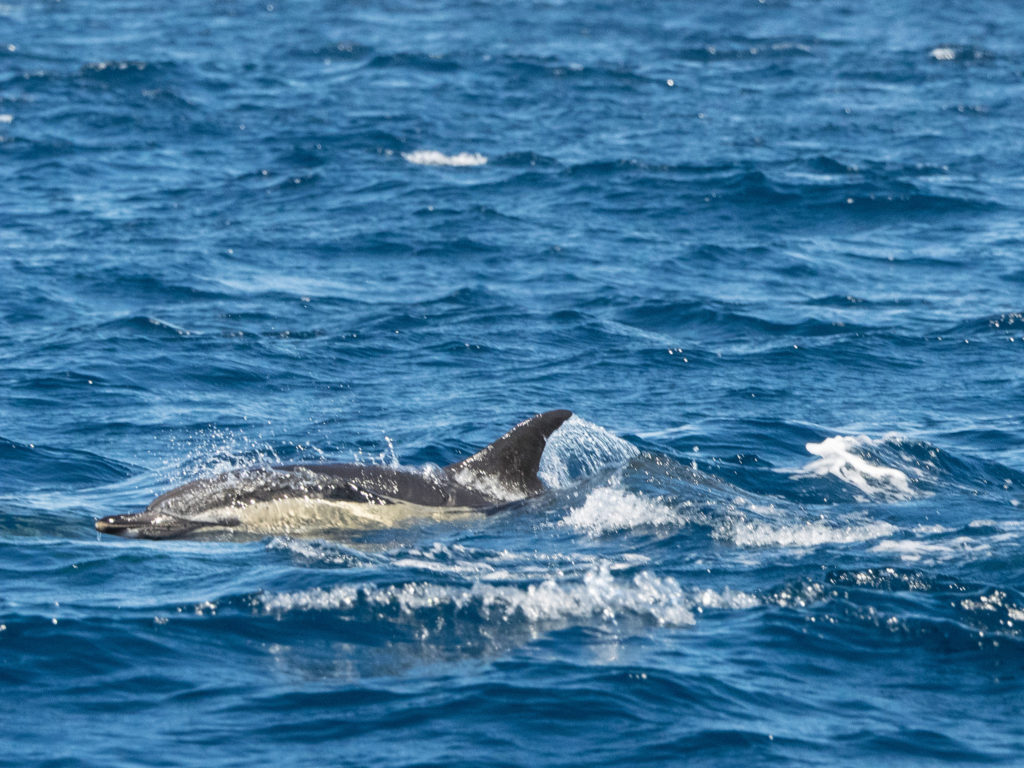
[95,409,573,540]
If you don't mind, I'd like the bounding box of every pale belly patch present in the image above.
[190,498,478,537]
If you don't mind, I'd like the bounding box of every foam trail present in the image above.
[402,150,487,167]
[560,486,675,536]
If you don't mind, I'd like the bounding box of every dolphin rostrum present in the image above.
[95,410,573,540]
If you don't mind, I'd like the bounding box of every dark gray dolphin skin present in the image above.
[95,409,573,540]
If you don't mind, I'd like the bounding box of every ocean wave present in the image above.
[869,526,1024,565]
[957,587,1024,628]
[676,39,816,62]
[492,151,560,168]
[788,432,1024,503]
[778,568,1024,652]
[72,60,191,89]
[614,298,873,339]
[0,438,137,489]
[500,55,651,84]
[721,517,898,548]
[941,311,1024,338]
[266,538,384,568]
[300,41,374,61]
[260,562,699,628]
[558,486,676,536]
[367,52,460,71]
[794,434,919,501]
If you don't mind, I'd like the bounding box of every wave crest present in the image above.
[796,434,918,501]
[559,487,675,536]
[401,150,487,167]
[260,562,698,627]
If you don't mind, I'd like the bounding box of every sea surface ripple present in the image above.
[2,0,1023,765]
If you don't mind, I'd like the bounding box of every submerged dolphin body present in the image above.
[95,410,573,540]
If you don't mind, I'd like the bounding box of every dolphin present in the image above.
[95,409,573,540]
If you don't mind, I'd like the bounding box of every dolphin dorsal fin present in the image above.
[445,410,573,496]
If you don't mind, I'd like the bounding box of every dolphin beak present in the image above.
[95,515,139,537]
[95,510,237,539]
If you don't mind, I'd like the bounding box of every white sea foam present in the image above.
[0,114,12,124]
[401,150,487,167]
[722,517,897,548]
[260,562,698,627]
[872,526,1021,564]
[870,518,1024,564]
[390,551,502,577]
[765,581,829,609]
[559,487,675,536]
[692,587,761,611]
[797,434,916,500]
[268,539,652,578]
[871,536,992,563]
[913,524,953,535]
[267,538,383,566]
[959,590,1024,624]
[258,544,765,631]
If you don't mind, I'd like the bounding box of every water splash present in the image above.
[796,434,916,500]
[539,415,640,489]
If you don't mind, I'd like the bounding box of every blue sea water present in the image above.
[2,0,1024,764]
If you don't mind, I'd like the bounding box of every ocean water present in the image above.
[2,0,1024,764]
